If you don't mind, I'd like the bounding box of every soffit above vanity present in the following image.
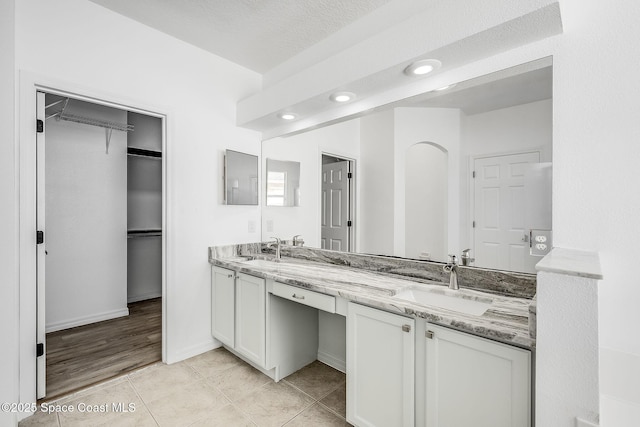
[236,0,562,139]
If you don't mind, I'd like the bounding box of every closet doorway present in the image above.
[36,91,166,400]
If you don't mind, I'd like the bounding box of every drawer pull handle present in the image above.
[292,294,305,300]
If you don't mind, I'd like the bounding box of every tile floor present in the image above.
[19,348,351,427]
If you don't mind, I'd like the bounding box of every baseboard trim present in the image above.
[166,339,218,364]
[318,350,346,373]
[45,307,130,333]
[127,292,162,303]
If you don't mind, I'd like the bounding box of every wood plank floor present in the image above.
[44,298,161,401]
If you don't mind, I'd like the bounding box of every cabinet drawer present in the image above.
[272,282,335,313]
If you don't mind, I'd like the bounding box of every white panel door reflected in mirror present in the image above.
[266,159,300,207]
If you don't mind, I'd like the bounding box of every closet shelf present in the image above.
[127,229,162,239]
[128,147,162,159]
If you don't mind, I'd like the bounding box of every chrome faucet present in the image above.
[443,254,459,290]
[292,235,304,247]
[268,237,282,260]
[461,248,475,266]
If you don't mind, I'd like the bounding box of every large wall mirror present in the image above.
[261,57,552,274]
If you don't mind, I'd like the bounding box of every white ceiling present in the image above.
[87,0,400,74]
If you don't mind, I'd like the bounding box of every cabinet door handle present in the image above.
[402,324,411,333]
[292,294,305,300]
[425,330,434,339]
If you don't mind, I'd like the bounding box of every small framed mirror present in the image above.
[266,158,301,206]
[224,150,258,205]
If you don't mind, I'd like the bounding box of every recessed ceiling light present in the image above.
[330,91,356,103]
[404,59,442,76]
[435,83,456,91]
[278,113,296,120]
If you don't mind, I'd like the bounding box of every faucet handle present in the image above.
[448,254,457,264]
[293,235,304,246]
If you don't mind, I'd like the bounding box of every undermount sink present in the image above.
[393,287,493,316]
[238,258,281,268]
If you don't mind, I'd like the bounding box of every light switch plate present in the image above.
[266,219,274,232]
[530,229,552,256]
[248,220,256,233]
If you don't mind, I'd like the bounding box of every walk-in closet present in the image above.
[40,93,164,399]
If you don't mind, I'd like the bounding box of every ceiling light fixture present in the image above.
[404,59,442,76]
[278,113,296,120]
[329,91,356,103]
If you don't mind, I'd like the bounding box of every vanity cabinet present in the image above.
[235,272,266,366]
[211,266,266,368]
[346,302,415,427]
[423,323,531,427]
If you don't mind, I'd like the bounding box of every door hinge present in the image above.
[36,119,44,133]
[36,343,44,357]
[402,324,411,333]
[347,172,352,179]
[347,220,352,227]
[472,170,476,178]
[36,230,44,244]
[472,221,476,228]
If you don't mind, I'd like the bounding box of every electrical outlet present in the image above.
[530,229,552,256]
[266,219,274,232]
[248,220,256,233]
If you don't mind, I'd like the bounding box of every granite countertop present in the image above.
[209,247,535,349]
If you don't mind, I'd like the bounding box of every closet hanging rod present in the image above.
[47,111,134,133]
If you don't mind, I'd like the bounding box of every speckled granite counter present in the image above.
[209,244,536,349]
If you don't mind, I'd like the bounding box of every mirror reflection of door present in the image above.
[473,151,549,273]
[321,155,353,251]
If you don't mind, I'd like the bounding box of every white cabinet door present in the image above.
[235,272,266,367]
[211,266,235,347]
[425,324,531,427]
[347,302,415,427]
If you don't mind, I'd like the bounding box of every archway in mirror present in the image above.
[405,142,448,262]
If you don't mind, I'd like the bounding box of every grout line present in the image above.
[125,375,160,426]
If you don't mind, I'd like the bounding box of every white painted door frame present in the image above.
[18,71,169,409]
[320,152,356,252]
[468,147,544,272]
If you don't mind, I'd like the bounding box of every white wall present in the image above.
[359,110,395,255]
[45,100,128,331]
[0,0,18,425]
[14,0,261,410]
[261,120,360,247]
[552,1,640,423]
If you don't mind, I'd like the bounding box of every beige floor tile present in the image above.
[319,382,346,419]
[235,381,314,427]
[284,361,346,400]
[129,361,201,403]
[184,348,243,378]
[188,404,255,427]
[18,410,59,427]
[284,403,351,427]
[208,363,271,402]
[145,379,230,427]
[56,380,156,427]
